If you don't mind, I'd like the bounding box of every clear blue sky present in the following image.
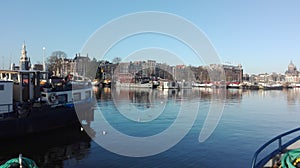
[1,0,300,74]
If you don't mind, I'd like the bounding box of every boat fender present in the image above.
[293,158,300,167]
[49,94,57,103]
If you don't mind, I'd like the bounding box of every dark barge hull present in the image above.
[0,103,94,139]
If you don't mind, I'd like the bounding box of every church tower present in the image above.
[19,43,31,70]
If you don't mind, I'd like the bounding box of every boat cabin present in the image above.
[0,80,13,115]
[0,70,47,104]
[0,69,93,109]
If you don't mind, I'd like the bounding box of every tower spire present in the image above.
[20,42,30,70]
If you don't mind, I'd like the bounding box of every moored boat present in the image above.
[292,83,300,88]
[115,81,153,88]
[178,80,192,89]
[0,70,94,139]
[115,77,158,88]
[160,81,179,89]
[192,82,214,88]
[226,82,241,89]
[260,83,283,90]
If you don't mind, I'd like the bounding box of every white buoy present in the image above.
[80,127,84,132]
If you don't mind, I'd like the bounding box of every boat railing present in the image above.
[252,127,300,168]
[0,103,13,114]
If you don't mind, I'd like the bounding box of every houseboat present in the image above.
[115,77,159,89]
[0,69,94,139]
[160,81,180,89]
[226,82,241,89]
[178,80,192,89]
[291,83,300,88]
[192,82,214,88]
[259,83,283,90]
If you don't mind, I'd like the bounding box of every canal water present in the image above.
[1,87,300,168]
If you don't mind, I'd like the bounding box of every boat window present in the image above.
[0,85,3,90]
[85,91,91,99]
[73,93,81,102]
[57,94,67,104]
[10,74,18,83]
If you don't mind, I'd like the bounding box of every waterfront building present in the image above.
[114,62,131,82]
[256,73,271,83]
[286,61,298,75]
[285,61,299,83]
[223,64,243,82]
[73,53,90,77]
[190,66,209,82]
[155,63,174,80]
[191,64,242,82]
[61,58,74,77]
[174,65,194,81]
[111,59,243,83]
[97,61,115,80]
[243,74,250,81]
[49,53,89,77]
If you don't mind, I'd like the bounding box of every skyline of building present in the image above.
[4,44,300,84]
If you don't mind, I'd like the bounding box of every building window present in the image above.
[0,85,3,90]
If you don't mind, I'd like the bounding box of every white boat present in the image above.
[226,82,241,89]
[192,82,214,88]
[293,83,300,88]
[178,81,192,89]
[115,81,153,88]
[161,81,179,89]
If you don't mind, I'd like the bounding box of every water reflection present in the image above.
[9,87,295,167]
[0,108,95,167]
[94,87,244,103]
[241,88,300,107]
[93,87,300,109]
[286,88,300,106]
[0,126,93,167]
[93,86,112,100]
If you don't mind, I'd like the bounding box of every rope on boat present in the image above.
[281,148,300,168]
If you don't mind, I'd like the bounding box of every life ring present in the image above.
[49,94,57,103]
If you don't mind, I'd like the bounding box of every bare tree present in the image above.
[46,51,67,76]
[112,57,121,64]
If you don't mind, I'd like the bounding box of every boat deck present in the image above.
[252,127,300,168]
[263,140,300,167]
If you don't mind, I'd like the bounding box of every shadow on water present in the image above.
[0,125,95,167]
[0,105,96,168]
